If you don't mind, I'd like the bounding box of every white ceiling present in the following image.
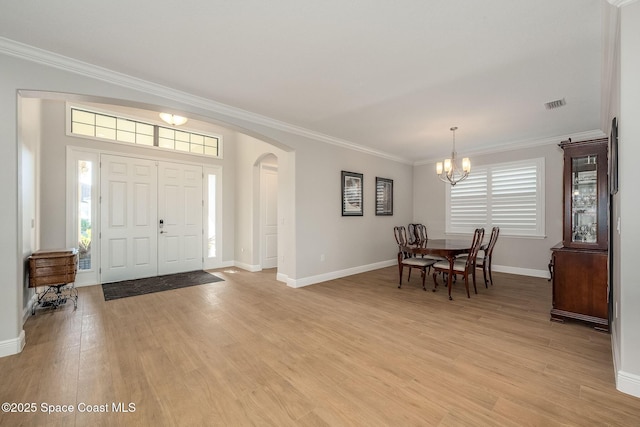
[0,0,607,162]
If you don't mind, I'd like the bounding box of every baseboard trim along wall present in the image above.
[23,293,38,325]
[280,261,549,289]
[492,264,550,279]
[286,259,397,288]
[610,323,640,398]
[276,272,289,284]
[617,370,640,398]
[233,261,262,273]
[0,330,25,357]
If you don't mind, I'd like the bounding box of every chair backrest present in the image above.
[407,223,419,245]
[485,227,500,257]
[465,228,485,269]
[414,224,428,246]
[393,226,408,248]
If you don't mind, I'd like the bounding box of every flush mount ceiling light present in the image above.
[436,126,471,186]
[159,112,188,126]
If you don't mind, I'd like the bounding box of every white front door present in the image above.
[158,162,203,275]
[100,156,204,283]
[261,164,278,269]
[100,155,158,283]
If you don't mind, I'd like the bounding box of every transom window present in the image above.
[446,158,545,237]
[69,107,221,157]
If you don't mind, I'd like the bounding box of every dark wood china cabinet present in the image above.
[550,138,609,331]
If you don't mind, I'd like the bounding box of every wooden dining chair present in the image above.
[413,223,427,245]
[394,226,436,290]
[407,223,420,246]
[431,228,484,297]
[477,226,500,287]
[413,223,446,263]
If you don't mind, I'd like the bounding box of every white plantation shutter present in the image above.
[448,168,488,233]
[491,161,542,235]
[446,158,545,237]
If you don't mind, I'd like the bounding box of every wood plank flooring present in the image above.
[1,267,638,426]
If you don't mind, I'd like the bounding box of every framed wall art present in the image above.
[375,177,393,216]
[341,171,363,216]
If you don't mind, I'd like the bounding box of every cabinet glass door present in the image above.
[571,155,598,243]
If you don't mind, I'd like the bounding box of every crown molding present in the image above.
[0,37,411,165]
[414,129,607,166]
[607,0,639,7]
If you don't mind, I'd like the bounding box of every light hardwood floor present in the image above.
[1,267,638,426]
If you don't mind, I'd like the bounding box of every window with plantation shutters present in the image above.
[446,158,545,237]
[448,168,488,233]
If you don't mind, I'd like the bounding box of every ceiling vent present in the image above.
[545,98,566,110]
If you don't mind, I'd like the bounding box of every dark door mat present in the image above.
[101,270,223,301]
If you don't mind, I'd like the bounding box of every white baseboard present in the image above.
[611,321,640,398]
[22,293,38,325]
[616,369,640,398]
[287,259,396,288]
[276,272,288,284]
[234,261,262,272]
[0,330,25,357]
[493,264,550,279]
[282,260,546,289]
[204,260,235,271]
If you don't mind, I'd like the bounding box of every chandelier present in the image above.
[436,126,470,186]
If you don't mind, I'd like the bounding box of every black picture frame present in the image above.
[610,117,618,195]
[375,177,393,216]
[341,171,363,216]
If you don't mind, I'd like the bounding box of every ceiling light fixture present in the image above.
[436,126,471,186]
[159,112,188,126]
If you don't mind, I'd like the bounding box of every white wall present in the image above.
[292,137,413,284]
[0,49,414,353]
[617,0,640,398]
[414,143,564,276]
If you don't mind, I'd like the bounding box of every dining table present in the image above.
[399,239,473,300]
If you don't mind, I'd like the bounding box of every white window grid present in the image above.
[70,108,220,158]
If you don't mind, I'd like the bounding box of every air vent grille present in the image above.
[545,98,566,110]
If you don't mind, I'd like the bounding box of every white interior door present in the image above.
[158,162,203,275]
[261,164,278,269]
[100,155,158,283]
